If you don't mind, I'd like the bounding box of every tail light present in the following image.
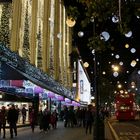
[131,112,134,116]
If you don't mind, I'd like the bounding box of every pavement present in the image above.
[1,120,115,140]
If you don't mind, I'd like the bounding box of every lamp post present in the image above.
[91,18,105,140]
[92,50,102,140]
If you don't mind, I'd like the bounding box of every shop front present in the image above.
[0,44,78,122]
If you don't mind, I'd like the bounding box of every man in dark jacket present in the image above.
[0,106,7,138]
[7,104,19,138]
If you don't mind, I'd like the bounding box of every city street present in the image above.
[109,117,140,140]
[1,121,93,140]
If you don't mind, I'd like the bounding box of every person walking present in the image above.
[0,106,7,139]
[7,104,19,139]
[42,107,51,132]
[51,110,58,129]
[21,106,27,124]
[29,108,36,133]
[38,110,43,132]
[85,105,94,134]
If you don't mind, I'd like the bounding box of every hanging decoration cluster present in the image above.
[63,0,140,51]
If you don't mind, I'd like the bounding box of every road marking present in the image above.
[107,121,120,140]
[120,136,137,140]
[120,132,140,136]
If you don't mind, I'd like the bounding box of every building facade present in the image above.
[0,0,73,93]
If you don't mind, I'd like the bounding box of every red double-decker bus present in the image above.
[115,92,137,121]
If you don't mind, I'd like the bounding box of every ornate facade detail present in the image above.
[37,22,42,68]
[0,3,12,47]
[22,2,30,62]
[0,0,74,100]
[48,0,55,77]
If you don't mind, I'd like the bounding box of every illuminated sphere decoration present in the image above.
[102,71,106,75]
[100,31,110,41]
[138,70,140,75]
[125,31,132,38]
[119,61,123,66]
[112,15,119,23]
[90,16,94,22]
[66,17,76,27]
[126,71,129,74]
[125,44,129,48]
[113,72,119,77]
[111,64,115,68]
[92,49,95,54]
[130,48,136,53]
[118,84,122,88]
[83,62,89,68]
[130,60,137,67]
[131,81,135,86]
[78,31,84,37]
[120,90,124,93]
[112,65,119,72]
[115,54,120,59]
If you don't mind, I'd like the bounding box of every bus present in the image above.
[115,93,137,121]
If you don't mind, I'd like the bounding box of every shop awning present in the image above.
[0,44,73,100]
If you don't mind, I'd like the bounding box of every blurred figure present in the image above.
[85,105,94,134]
[51,110,58,129]
[0,106,7,139]
[21,106,27,124]
[63,106,69,127]
[68,106,76,127]
[75,107,82,127]
[38,110,43,132]
[29,108,36,133]
[42,107,51,132]
[59,110,64,121]
[7,104,19,139]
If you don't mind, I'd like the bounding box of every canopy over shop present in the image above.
[0,44,78,105]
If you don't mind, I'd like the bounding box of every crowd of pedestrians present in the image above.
[0,104,109,139]
[38,107,58,132]
[62,105,94,134]
[0,104,35,139]
[0,104,19,139]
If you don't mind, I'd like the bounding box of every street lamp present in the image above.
[90,17,101,140]
[92,49,105,140]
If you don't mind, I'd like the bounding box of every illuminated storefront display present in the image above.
[78,60,91,104]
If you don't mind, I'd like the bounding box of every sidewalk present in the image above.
[5,121,30,128]
[3,120,115,140]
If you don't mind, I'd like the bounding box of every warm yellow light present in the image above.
[66,17,76,27]
[120,90,124,93]
[118,84,122,88]
[131,60,137,67]
[83,62,89,68]
[125,44,129,48]
[112,65,119,72]
[0,95,2,99]
[102,71,106,75]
